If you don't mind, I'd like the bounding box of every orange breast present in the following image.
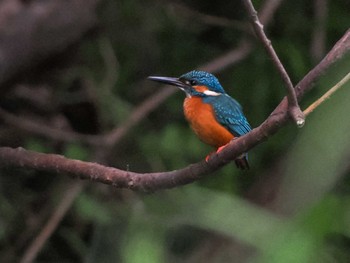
[183,97,234,148]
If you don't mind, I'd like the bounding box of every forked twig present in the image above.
[242,0,305,127]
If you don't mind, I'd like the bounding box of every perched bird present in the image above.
[148,70,251,169]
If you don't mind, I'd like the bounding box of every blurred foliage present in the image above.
[0,0,350,262]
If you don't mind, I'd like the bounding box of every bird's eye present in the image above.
[189,80,197,86]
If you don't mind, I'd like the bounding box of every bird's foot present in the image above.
[205,144,228,162]
[205,141,250,169]
[216,145,227,153]
[205,154,212,162]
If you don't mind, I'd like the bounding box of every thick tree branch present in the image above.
[242,0,305,127]
[0,27,349,191]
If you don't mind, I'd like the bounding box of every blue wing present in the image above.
[203,94,251,137]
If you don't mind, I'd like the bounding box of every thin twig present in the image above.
[303,72,350,116]
[17,38,119,263]
[19,182,84,263]
[168,3,249,32]
[99,37,120,92]
[246,28,350,208]
[0,107,100,145]
[295,29,350,99]
[311,0,328,62]
[259,0,285,24]
[200,39,253,73]
[242,0,305,127]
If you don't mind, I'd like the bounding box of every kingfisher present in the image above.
[148,70,251,169]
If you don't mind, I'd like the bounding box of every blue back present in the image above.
[203,94,251,137]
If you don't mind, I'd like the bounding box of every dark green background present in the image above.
[1,0,350,262]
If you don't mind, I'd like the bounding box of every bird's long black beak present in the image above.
[147,76,190,91]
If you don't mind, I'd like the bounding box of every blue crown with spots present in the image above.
[180,70,226,93]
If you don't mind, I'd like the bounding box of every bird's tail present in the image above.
[234,154,249,170]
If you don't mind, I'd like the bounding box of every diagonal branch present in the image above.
[0,28,349,192]
[168,3,249,32]
[303,72,350,116]
[19,182,84,263]
[242,0,305,127]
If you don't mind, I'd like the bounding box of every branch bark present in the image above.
[246,28,350,206]
[242,0,305,127]
[0,28,349,192]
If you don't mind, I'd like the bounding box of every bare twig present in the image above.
[303,72,350,116]
[19,182,84,263]
[200,39,254,73]
[259,0,285,24]
[168,3,249,32]
[246,28,350,207]
[0,107,100,145]
[311,0,328,62]
[99,37,120,92]
[242,0,305,127]
[295,29,350,98]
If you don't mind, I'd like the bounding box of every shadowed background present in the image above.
[0,0,350,262]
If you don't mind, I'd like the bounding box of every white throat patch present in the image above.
[203,90,221,96]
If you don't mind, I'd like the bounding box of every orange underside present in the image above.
[183,96,234,148]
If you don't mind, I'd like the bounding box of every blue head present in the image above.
[148,70,226,97]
